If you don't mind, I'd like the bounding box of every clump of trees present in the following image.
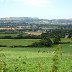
[29,37,52,47]
[40,37,52,47]
[29,37,61,47]
[41,29,72,38]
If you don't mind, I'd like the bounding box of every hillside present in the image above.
[0,17,72,25]
[0,17,72,32]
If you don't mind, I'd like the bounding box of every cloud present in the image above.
[13,0,51,7]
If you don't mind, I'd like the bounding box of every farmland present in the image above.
[0,38,71,47]
[0,39,40,47]
[0,38,72,72]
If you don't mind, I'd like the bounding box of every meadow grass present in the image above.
[0,43,72,72]
[0,39,40,46]
[0,38,71,47]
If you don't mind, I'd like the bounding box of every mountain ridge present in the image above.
[0,17,72,26]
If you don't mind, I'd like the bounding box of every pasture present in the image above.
[0,43,72,72]
[0,38,71,47]
[0,39,40,47]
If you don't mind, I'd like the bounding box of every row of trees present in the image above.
[29,37,61,47]
[0,34,41,39]
[41,29,72,38]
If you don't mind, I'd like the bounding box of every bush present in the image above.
[30,38,52,47]
[40,38,52,47]
[53,37,61,44]
[0,45,7,47]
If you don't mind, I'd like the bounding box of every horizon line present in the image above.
[0,16,72,20]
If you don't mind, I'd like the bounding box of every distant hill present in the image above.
[0,17,72,24]
[0,17,72,28]
[0,17,72,33]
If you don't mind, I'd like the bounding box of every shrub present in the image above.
[53,37,61,44]
[40,38,52,47]
[30,38,52,47]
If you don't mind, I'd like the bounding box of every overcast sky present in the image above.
[0,0,72,19]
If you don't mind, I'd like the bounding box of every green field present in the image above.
[0,38,72,72]
[0,39,40,46]
[0,38,71,47]
[0,43,72,72]
[0,33,27,37]
[0,34,17,37]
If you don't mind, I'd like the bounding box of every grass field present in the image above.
[0,43,72,72]
[0,38,71,47]
[0,33,27,37]
[0,39,40,46]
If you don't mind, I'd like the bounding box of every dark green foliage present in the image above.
[40,38,52,47]
[30,38,52,47]
[30,42,41,47]
[0,33,41,39]
[53,37,61,44]
[68,33,72,38]
[0,29,71,39]
[0,45,7,47]
[41,29,72,38]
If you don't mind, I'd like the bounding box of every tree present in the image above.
[30,37,52,47]
[53,37,61,44]
[40,37,52,47]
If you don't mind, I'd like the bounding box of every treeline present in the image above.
[28,37,61,47]
[0,29,72,39]
[29,37,72,47]
[41,29,72,38]
[0,35,41,39]
[28,29,72,47]
[0,33,41,39]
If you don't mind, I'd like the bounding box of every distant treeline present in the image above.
[0,33,41,39]
[41,29,72,38]
[0,29,72,39]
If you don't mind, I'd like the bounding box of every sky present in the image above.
[0,0,72,19]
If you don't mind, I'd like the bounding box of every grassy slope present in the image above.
[0,44,72,72]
